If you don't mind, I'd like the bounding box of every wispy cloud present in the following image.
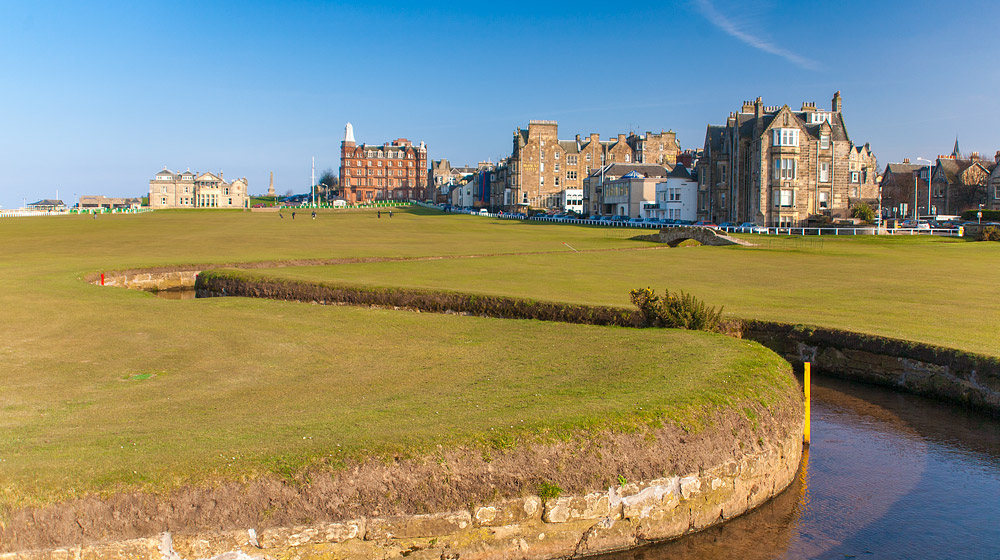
[693,0,820,71]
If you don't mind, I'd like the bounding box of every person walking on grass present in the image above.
[311,210,316,220]
[389,210,393,218]
[378,210,381,219]
[292,211,296,220]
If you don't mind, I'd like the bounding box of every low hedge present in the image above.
[961,209,1000,221]
[196,270,641,327]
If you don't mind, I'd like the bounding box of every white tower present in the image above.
[344,122,355,143]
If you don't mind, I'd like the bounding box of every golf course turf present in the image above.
[1,206,993,550]
[1,208,794,512]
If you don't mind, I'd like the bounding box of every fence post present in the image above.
[804,361,811,445]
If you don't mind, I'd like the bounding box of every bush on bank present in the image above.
[629,287,724,332]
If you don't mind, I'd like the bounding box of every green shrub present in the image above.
[537,481,563,500]
[979,226,1000,242]
[850,202,875,223]
[629,287,724,332]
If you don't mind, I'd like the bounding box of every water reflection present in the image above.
[596,375,1000,559]
[153,289,197,300]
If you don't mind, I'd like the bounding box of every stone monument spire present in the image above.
[267,171,275,197]
[344,122,355,144]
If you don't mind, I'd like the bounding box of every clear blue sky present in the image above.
[2,0,998,208]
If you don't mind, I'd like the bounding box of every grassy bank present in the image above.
[246,232,1000,356]
[0,208,794,511]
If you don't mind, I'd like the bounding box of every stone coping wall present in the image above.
[2,415,803,560]
[741,320,1000,416]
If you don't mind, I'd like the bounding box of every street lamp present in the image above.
[916,157,934,220]
[319,183,329,207]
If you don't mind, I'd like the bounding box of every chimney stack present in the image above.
[971,151,980,161]
[903,158,910,164]
[832,91,842,112]
[754,96,764,118]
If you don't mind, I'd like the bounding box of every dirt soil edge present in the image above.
[1,392,802,559]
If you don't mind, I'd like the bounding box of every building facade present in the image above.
[653,165,699,222]
[339,122,429,204]
[931,151,993,215]
[879,160,926,219]
[78,195,142,210]
[988,152,1000,211]
[582,163,671,216]
[698,92,875,226]
[149,168,248,209]
[503,120,680,212]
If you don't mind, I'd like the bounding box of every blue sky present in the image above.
[1,0,998,208]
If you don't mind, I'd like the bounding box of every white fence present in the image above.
[0,210,69,218]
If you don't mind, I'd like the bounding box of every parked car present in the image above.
[719,222,737,229]
[736,222,766,234]
[252,203,266,208]
[628,217,645,224]
[694,220,719,228]
[611,215,629,222]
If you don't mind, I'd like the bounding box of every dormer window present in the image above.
[772,128,799,147]
[810,112,832,124]
[821,134,830,149]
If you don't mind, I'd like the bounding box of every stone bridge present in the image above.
[645,226,754,247]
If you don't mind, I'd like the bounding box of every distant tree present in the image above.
[318,169,339,199]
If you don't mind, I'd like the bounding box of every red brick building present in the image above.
[339,123,429,204]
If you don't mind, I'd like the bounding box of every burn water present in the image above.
[151,288,1000,557]
[596,374,1000,560]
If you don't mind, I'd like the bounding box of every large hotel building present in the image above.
[339,123,430,204]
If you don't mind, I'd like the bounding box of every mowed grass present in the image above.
[245,227,1000,356]
[0,208,793,509]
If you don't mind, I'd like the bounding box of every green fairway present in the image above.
[0,208,794,510]
[246,231,1000,356]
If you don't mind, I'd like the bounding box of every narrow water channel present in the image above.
[597,374,1000,559]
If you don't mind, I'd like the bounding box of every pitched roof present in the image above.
[592,163,671,179]
[705,125,726,153]
[937,158,992,184]
[884,162,921,177]
[668,164,693,179]
[558,140,581,154]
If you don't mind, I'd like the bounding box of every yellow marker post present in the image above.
[804,361,811,445]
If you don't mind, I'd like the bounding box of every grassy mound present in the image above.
[0,208,794,515]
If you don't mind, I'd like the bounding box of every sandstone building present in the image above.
[339,123,429,204]
[699,92,876,226]
[149,168,248,209]
[931,146,994,215]
[882,141,1000,218]
[502,120,680,212]
[582,163,671,217]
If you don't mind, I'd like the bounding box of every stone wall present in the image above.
[742,321,1000,416]
[93,269,200,291]
[2,427,802,560]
